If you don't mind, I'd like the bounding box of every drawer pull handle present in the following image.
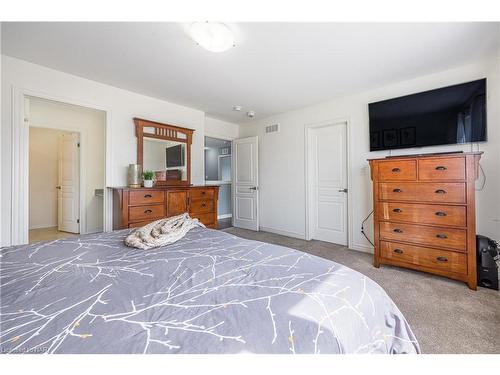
[392,168,401,173]
[435,166,447,171]
[392,188,402,193]
[436,256,448,262]
[436,233,448,239]
[144,194,152,198]
[393,228,403,233]
[393,248,403,254]
[435,211,447,217]
[393,208,402,213]
[144,209,153,214]
[201,203,206,207]
[435,189,446,194]
[201,191,206,195]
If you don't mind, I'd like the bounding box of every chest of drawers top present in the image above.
[368,152,481,182]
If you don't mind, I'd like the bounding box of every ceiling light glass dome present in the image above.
[189,22,235,52]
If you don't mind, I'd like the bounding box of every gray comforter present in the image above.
[0,228,419,354]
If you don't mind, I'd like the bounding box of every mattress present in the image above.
[0,228,419,354]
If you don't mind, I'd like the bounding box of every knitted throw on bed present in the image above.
[124,213,205,250]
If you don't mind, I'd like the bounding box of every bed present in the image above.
[0,227,420,354]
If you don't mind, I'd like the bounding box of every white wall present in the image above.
[1,55,240,246]
[29,127,70,229]
[29,97,106,234]
[240,58,500,251]
[205,116,240,139]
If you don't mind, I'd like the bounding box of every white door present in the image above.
[232,136,259,230]
[58,133,80,233]
[307,122,348,245]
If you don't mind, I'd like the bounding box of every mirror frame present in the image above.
[134,117,194,186]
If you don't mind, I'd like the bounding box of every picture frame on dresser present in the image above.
[368,152,483,289]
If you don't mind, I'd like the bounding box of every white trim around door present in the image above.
[10,87,112,246]
[304,118,353,248]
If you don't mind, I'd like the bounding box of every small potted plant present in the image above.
[142,170,154,188]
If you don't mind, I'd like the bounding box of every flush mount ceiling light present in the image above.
[189,22,235,52]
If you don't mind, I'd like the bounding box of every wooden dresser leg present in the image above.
[373,257,380,268]
[467,277,477,291]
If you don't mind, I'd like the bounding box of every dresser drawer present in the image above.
[190,188,215,200]
[128,220,153,228]
[380,241,467,275]
[191,212,216,226]
[129,204,165,222]
[378,160,417,181]
[379,182,466,204]
[418,157,465,180]
[129,190,165,205]
[378,202,466,227]
[189,199,215,213]
[379,222,467,251]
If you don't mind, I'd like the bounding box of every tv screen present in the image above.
[166,144,185,168]
[368,79,486,151]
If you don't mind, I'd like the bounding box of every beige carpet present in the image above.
[223,227,500,354]
[29,227,78,244]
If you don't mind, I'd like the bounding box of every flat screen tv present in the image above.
[166,144,185,168]
[368,79,486,151]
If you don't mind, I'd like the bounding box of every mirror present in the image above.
[134,118,194,186]
[143,138,188,181]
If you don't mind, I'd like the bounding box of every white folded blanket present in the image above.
[124,213,205,250]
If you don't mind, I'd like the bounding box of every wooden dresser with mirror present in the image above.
[111,118,219,229]
[369,152,482,289]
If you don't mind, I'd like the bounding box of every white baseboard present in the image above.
[349,242,374,254]
[29,224,57,230]
[259,226,306,240]
[86,228,104,235]
[218,214,232,219]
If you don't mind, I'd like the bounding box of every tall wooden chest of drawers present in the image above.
[111,186,219,230]
[368,152,482,289]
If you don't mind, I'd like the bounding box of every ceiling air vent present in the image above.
[265,123,280,134]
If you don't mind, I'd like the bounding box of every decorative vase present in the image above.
[144,179,154,188]
[128,164,142,188]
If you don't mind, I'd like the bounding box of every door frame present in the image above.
[11,87,112,245]
[304,118,353,247]
[203,131,236,181]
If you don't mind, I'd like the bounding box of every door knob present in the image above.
[249,186,258,190]
[56,186,62,190]
[338,188,348,193]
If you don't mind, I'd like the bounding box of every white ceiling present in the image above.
[2,22,498,122]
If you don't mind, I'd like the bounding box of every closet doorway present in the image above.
[27,96,106,243]
[204,136,232,229]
